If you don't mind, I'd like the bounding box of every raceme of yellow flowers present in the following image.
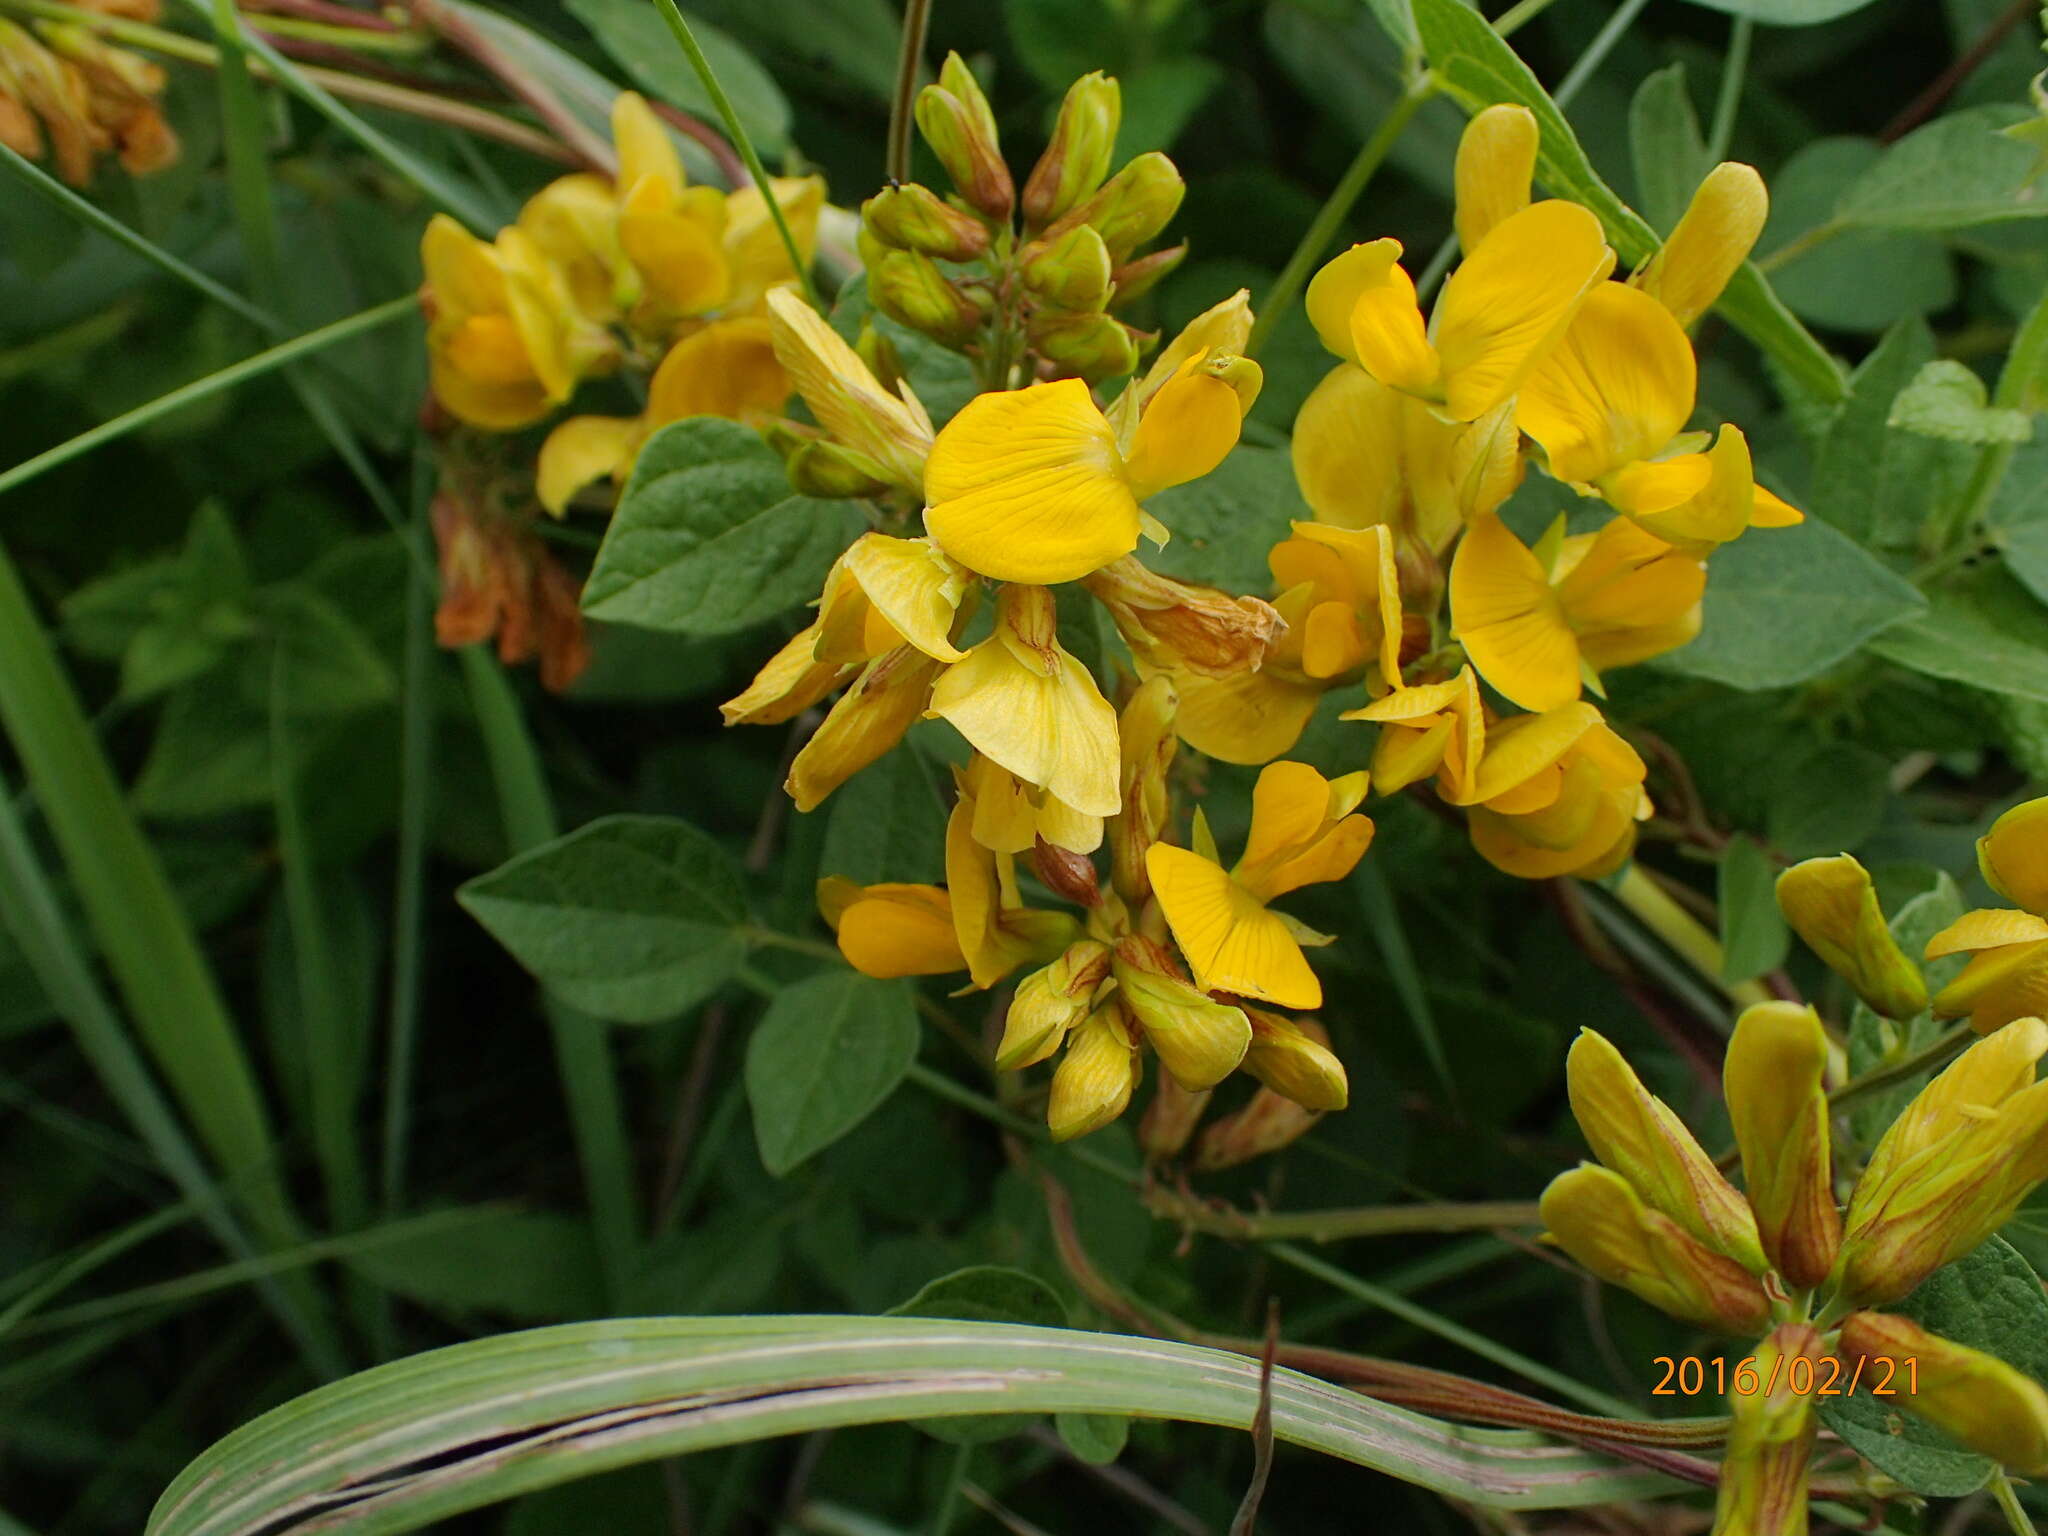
[417,65,1808,1150]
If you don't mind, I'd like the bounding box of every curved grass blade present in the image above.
[147,1316,1687,1536]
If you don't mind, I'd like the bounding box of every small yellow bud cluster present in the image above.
[862,56,1186,384]
[0,5,177,186]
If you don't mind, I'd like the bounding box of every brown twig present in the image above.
[649,99,746,188]
[412,0,614,173]
[1879,0,2038,144]
[651,1003,728,1232]
[241,0,400,30]
[248,31,496,98]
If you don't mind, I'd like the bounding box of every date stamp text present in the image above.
[1650,1355,1917,1397]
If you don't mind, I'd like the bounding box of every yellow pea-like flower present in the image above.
[1305,199,1613,422]
[1450,510,1705,713]
[518,171,632,323]
[1709,1324,1826,1536]
[922,353,1257,584]
[944,773,1082,991]
[1774,854,1929,1021]
[785,645,946,812]
[1112,935,1252,1090]
[1048,1002,1141,1142]
[1112,675,1180,907]
[1977,794,2048,916]
[1924,908,2048,1034]
[1452,103,1539,254]
[1632,161,1769,329]
[1838,1311,2048,1475]
[1724,1002,1841,1289]
[766,287,934,495]
[998,940,1111,1070]
[817,877,965,978]
[1147,760,1373,1008]
[1345,668,1487,802]
[1461,706,1650,880]
[1241,1009,1349,1112]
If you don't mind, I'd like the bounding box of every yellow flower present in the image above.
[1450,510,1704,712]
[998,940,1111,1069]
[1978,794,2048,916]
[419,214,616,431]
[1147,761,1372,1008]
[1837,1311,2048,1475]
[1774,855,1929,1021]
[922,353,1258,584]
[1924,908,2048,1034]
[1632,161,1769,329]
[1516,282,1801,541]
[518,170,632,324]
[1112,675,1179,906]
[766,288,934,495]
[1346,668,1486,802]
[1241,1008,1348,1111]
[1709,1324,1825,1536]
[1112,935,1252,1090]
[1048,1001,1140,1141]
[1304,200,1612,422]
[1724,1002,1840,1289]
[946,773,1082,991]
[535,317,789,514]
[1452,103,1539,255]
[817,877,964,978]
[786,645,946,812]
[1461,704,1649,880]
[926,584,1120,841]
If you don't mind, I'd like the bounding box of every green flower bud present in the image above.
[785,437,891,499]
[1112,935,1250,1090]
[914,53,1012,221]
[1028,309,1141,383]
[871,249,988,345]
[1108,242,1187,307]
[1048,151,1185,261]
[1023,70,1122,229]
[1021,223,1114,311]
[861,182,990,263]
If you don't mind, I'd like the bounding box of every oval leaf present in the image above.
[745,969,919,1175]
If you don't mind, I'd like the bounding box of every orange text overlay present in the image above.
[1651,1355,1918,1398]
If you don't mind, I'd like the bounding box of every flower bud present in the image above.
[766,289,933,494]
[1711,1323,1825,1536]
[1242,1010,1347,1112]
[861,181,991,263]
[1566,1028,1768,1273]
[1031,838,1102,907]
[1978,795,2048,916]
[817,876,965,978]
[1138,1073,1210,1160]
[1136,290,1254,405]
[1113,935,1251,1090]
[914,53,1012,221]
[1084,556,1283,679]
[1112,675,1178,907]
[1195,1087,1321,1170]
[871,250,989,346]
[1838,1310,2048,1475]
[785,437,893,498]
[1023,70,1122,228]
[1021,223,1114,311]
[1725,1002,1840,1289]
[1048,1002,1140,1141]
[1049,151,1185,261]
[1108,242,1187,307]
[1539,1164,1772,1335]
[1635,161,1768,329]
[1028,309,1142,382]
[1774,855,1927,1020]
[998,939,1111,1070]
[1453,103,1537,254]
[785,645,945,812]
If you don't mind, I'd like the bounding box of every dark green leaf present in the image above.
[347,1209,604,1322]
[745,968,918,1175]
[1718,836,1788,984]
[1838,107,2048,232]
[820,741,948,887]
[1868,566,2048,705]
[1628,65,1708,236]
[1672,0,1883,20]
[563,0,791,153]
[1808,317,1937,541]
[1144,446,1302,594]
[1760,141,1954,337]
[1764,742,1888,857]
[1845,874,1965,1147]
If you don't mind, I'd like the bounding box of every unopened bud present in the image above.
[1048,1002,1140,1141]
[1774,855,1928,1020]
[871,249,988,345]
[1112,675,1178,907]
[1029,309,1141,382]
[1195,1088,1320,1170]
[1112,935,1250,1090]
[862,182,990,262]
[1022,223,1114,311]
[914,53,1012,221]
[1712,1324,1825,1536]
[1108,242,1187,308]
[786,437,891,498]
[1032,837,1102,907]
[1084,556,1282,679]
[1050,151,1184,260]
[1839,1310,2048,1474]
[856,322,906,397]
[1138,1074,1210,1160]
[1023,70,1121,228]
[1977,795,2048,916]
[1242,1011,1347,1111]
[1635,161,1768,329]
[1725,1002,1840,1290]
[999,939,1111,1070]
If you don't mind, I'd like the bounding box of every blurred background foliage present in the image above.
[3,0,2048,1531]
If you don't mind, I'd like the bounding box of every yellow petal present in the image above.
[834,885,966,977]
[722,175,824,316]
[1146,843,1322,1008]
[1124,355,1244,500]
[1604,453,1715,519]
[1291,520,1403,688]
[1924,909,2048,959]
[923,380,1140,584]
[765,287,933,493]
[1235,759,1374,900]
[1160,666,1323,766]
[842,533,968,663]
[1347,252,1441,400]
[1048,1005,1139,1141]
[1980,797,2048,917]
[1774,854,1929,1020]
[1930,939,2048,1033]
[1450,512,1581,712]
[785,647,941,811]
[519,173,629,322]
[646,317,789,424]
[421,211,505,319]
[1138,289,1253,401]
[1840,1311,2048,1475]
[1517,281,1695,485]
[619,175,731,319]
[536,414,640,516]
[612,91,683,203]
[1634,161,1767,328]
[1463,701,1602,806]
[1242,1010,1349,1111]
[720,621,850,725]
[1751,482,1803,527]
[1304,239,1402,366]
[1434,200,1615,422]
[1454,103,1537,253]
[1290,363,1408,531]
[1725,1002,1841,1288]
[1624,426,1751,542]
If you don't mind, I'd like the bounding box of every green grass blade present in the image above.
[0,296,415,499]
[145,1316,1687,1535]
[459,647,638,1299]
[0,1203,195,1341]
[1352,862,1456,1106]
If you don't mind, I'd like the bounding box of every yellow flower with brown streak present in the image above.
[1112,935,1251,1090]
[1460,703,1650,880]
[1516,281,1801,542]
[1834,1016,2048,1307]
[1924,797,2048,1033]
[1836,1311,2048,1475]
[997,939,1112,1069]
[1193,1014,1347,1171]
[1450,510,1705,713]
[1147,761,1372,1009]
[1709,1324,1826,1536]
[419,214,618,432]
[926,584,1120,848]
[1724,1002,1841,1290]
[921,351,1260,585]
[1305,201,1612,423]
[765,287,934,496]
[1774,854,1929,1021]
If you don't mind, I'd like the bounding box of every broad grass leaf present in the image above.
[745,969,918,1175]
[890,1264,1070,1443]
[458,814,748,1023]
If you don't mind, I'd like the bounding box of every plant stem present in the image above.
[1703,14,1752,164]
[1610,863,1772,1011]
[1143,1187,1540,1242]
[928,1442,970,1536]
[1553,0,1652,110]
[1828,1022,1973,1111]
[1492,0,1561,38]
[1248,78,1436,357]
[886,0,933,185]
[903,1062,1139,1188]
[1990,1470,2036,1536]
[647,0,819,309]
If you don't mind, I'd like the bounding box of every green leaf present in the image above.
[1808,317,1937,541]
[681,0,900,101]
[346,1208,604,1322]
[563,0,790,153]
[581,418,864,635]
[1868,565,2048,705]
[147,1317,1689,1536]
[1654,517,1924,689]
[1115,57,1224,160]
[1888,359,2034,445]
[745,969,918,1175]
[1821,1237,2048,1496]
[1144,446,1304,594]
[1628,65,1708,236]
[1717,836,1788,985]
[1670,0,1883,21]
[458,814,748,1024]
[1759,140,1954,336]
[1764,742,1889,858]
[1838,107,2048,232]
[1407,0,1845,403]
[819,742,947,887]
[1056,1408,1131,1464]
[250,585,396,718]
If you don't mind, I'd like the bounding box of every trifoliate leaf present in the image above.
[1888,360,2032,446]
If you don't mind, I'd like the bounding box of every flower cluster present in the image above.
[416,91,823,689]
[1545,1007,2048,1532]
[0,1,177,186]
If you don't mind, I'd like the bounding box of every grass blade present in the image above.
[1352,862,1456,1106]
[145,1316,1687,1536]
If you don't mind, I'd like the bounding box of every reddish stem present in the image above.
[241,0,399,29]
